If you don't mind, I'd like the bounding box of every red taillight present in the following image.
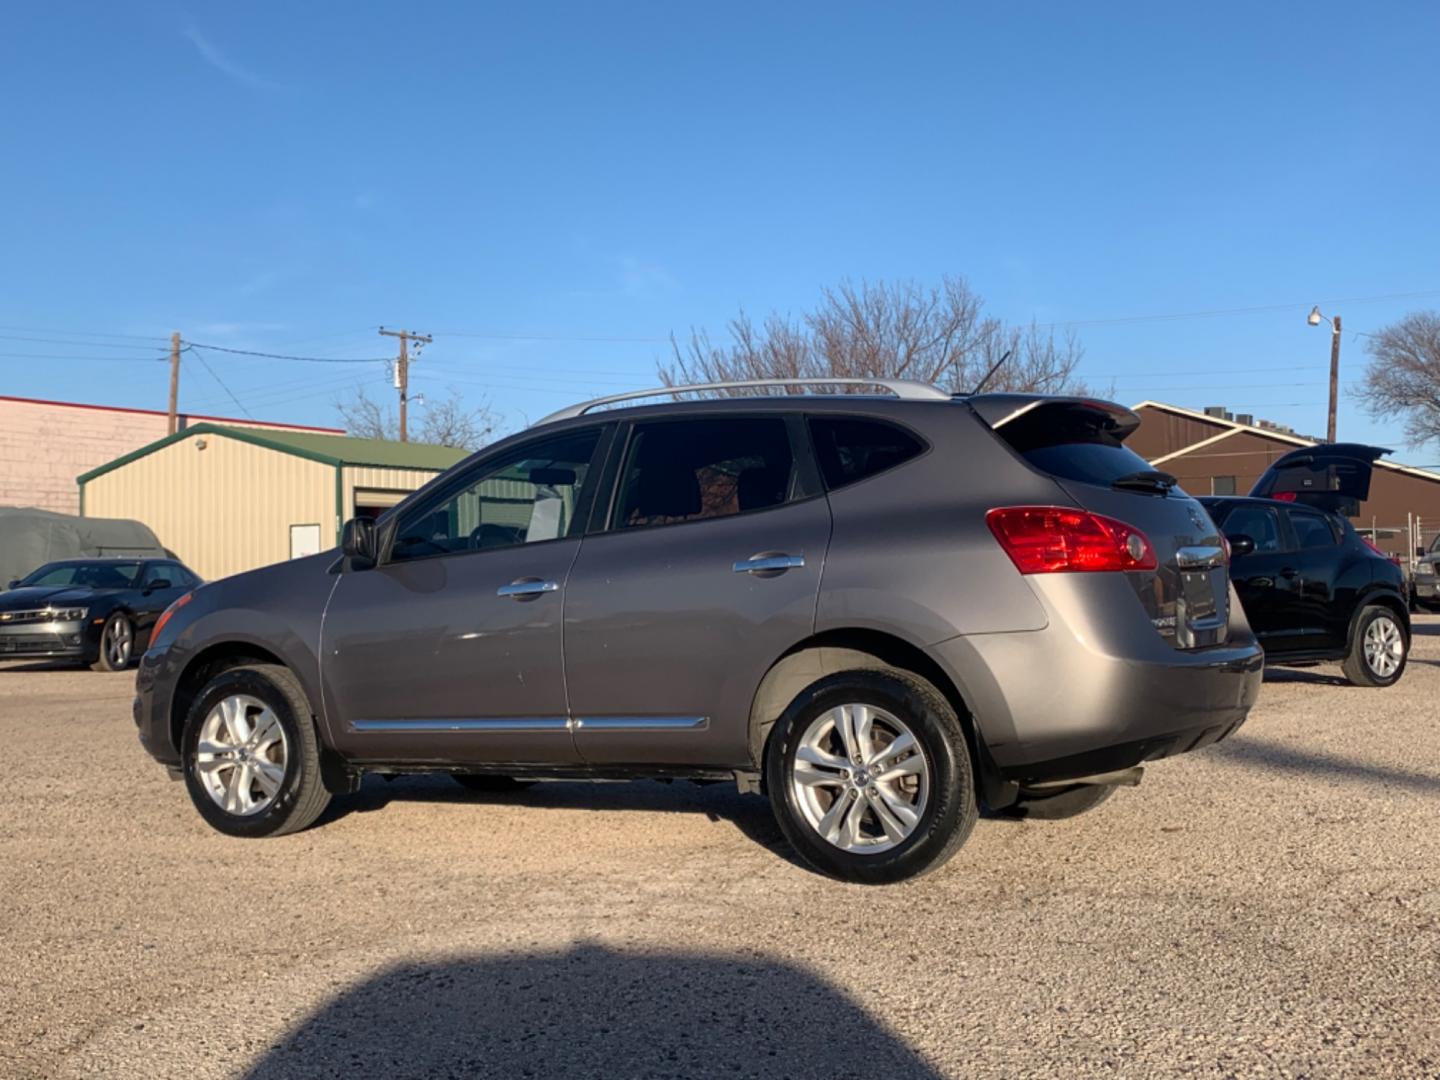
[152,591,192,640]
[1272,491,1297,502]
[986,506,1158,574]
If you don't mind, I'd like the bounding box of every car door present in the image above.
[134,562,189,642]
[1216,503,1306,650]
[1282,507,1348,649]
[320,425,608,766]
[562,413,830,767]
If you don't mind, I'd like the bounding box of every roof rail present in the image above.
[538,377,950,425]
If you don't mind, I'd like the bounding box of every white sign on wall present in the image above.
[289,523,322,560]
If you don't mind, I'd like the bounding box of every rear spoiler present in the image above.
[963,394,1142,442]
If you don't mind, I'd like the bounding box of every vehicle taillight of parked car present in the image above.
[986,506,1157,574]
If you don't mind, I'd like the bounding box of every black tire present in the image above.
[765,669,978,885]
[1010,782,1117,820]
[181,663,332,838]
[1342,605,1409,688]
[89,612,133,672]
[451,774,536,794]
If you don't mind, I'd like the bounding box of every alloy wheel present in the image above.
[106,618,132,668]
[790,703,930,854]
[195,694,289,816]
[1363,615,1404,678]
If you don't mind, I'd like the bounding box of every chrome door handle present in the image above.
[497,579,559,599]
[733,554,805,574]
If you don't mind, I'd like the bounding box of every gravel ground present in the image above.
[2,617,1438,1079]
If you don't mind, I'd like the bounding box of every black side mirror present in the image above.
[145,578,172,593]
[1419,547,1428,559]
[341,517,377,569]
[1226,533,1256,558]
[5,579,18,590]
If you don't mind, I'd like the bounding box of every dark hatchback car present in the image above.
[134,381,1264,883]
[1,558,201,671]
[1200,443,1410,687]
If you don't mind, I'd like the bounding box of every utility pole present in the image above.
[379,327,432,441]
[1326,314,1341,444]
[167,331,182,434]
[1308,306,1343,443]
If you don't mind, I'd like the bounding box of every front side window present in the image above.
[141,563,179,588]
[616,417,794,529]
[1222,506,1284,554]
[1287,509,1340,549]
[809,417,924,490]
[390,429,601,562]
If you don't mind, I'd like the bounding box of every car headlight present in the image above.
[48,607,88,622]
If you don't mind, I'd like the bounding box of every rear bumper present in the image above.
[931,574,1264,785]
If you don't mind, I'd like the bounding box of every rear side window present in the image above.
[616,417,794,529]
[993,404,1153,486]
[809,417,924,491]
[1287,508,1340,549]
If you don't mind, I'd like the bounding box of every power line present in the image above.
[0,325,171,343]
[182,341,391,363]
[189,347,255,420]
[1040,288,1440,330]
[0,351,170,362]
[435,330,670,343]
[0,333,171,350]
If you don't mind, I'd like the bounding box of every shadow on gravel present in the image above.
[319,774,810,870]
[1262,666,1351,687]
[243,944,943,1080]
[1209,736,1440,795]
[1411,621,1440,637]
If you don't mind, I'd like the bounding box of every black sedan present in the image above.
[0,558,201,671]
[1200,443,1410,687]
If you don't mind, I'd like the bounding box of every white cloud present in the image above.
[183,25,281,91]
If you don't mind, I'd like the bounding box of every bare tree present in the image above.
[1358,311,1440,447]
[660,277,1085,395]
[336,386,497,450]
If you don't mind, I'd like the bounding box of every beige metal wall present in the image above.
[83,434,333,582]
[341,466,440,519]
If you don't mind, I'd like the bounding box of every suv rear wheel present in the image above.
[765,669,977,884]
[1343,605,1408,687]
[181,664,332,837]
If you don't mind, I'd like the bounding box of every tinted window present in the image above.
[617,418,793,529]
[992,401,1154,486]
[391,430,600,562]
[1222,506,1284,554]
[1288,509,1340,549]
[809,417,924,490]
[20,561,142,588]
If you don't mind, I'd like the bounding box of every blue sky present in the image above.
[3,3,1439,462]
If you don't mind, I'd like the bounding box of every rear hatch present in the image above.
[1248,442,1390,516]
[970,395,1230,649]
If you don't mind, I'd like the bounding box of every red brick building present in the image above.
[0,395,341,515]
[1130,400,1440,557]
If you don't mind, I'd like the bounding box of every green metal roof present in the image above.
[78,422,470,485]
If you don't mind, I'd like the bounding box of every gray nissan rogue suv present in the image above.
[135,380,1264,883]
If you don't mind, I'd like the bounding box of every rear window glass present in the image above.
[809,417,924,490]
[1287,509,1340,549]
[991,403,1153,486]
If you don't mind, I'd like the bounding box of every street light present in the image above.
[1308,306,1341,442]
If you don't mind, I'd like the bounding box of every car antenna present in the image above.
[970,350,1012,395]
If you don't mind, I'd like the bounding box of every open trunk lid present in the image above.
[971,394,1230,649]
[1248,442,1390,516]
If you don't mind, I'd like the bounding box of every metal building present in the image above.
[78,424,468,581]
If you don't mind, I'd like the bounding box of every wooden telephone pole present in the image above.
[1326,314,1342,444]
[167,332,182,434]
[379,327,432,442]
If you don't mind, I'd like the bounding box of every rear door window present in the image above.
[615,417,794,529]
[1286,508,1341,549]
[808,417,925,490]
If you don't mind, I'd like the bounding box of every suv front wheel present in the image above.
[765,669,977,884]
[181,663,332,838]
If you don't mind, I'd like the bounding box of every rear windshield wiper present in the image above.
[1111,469,1178,495]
